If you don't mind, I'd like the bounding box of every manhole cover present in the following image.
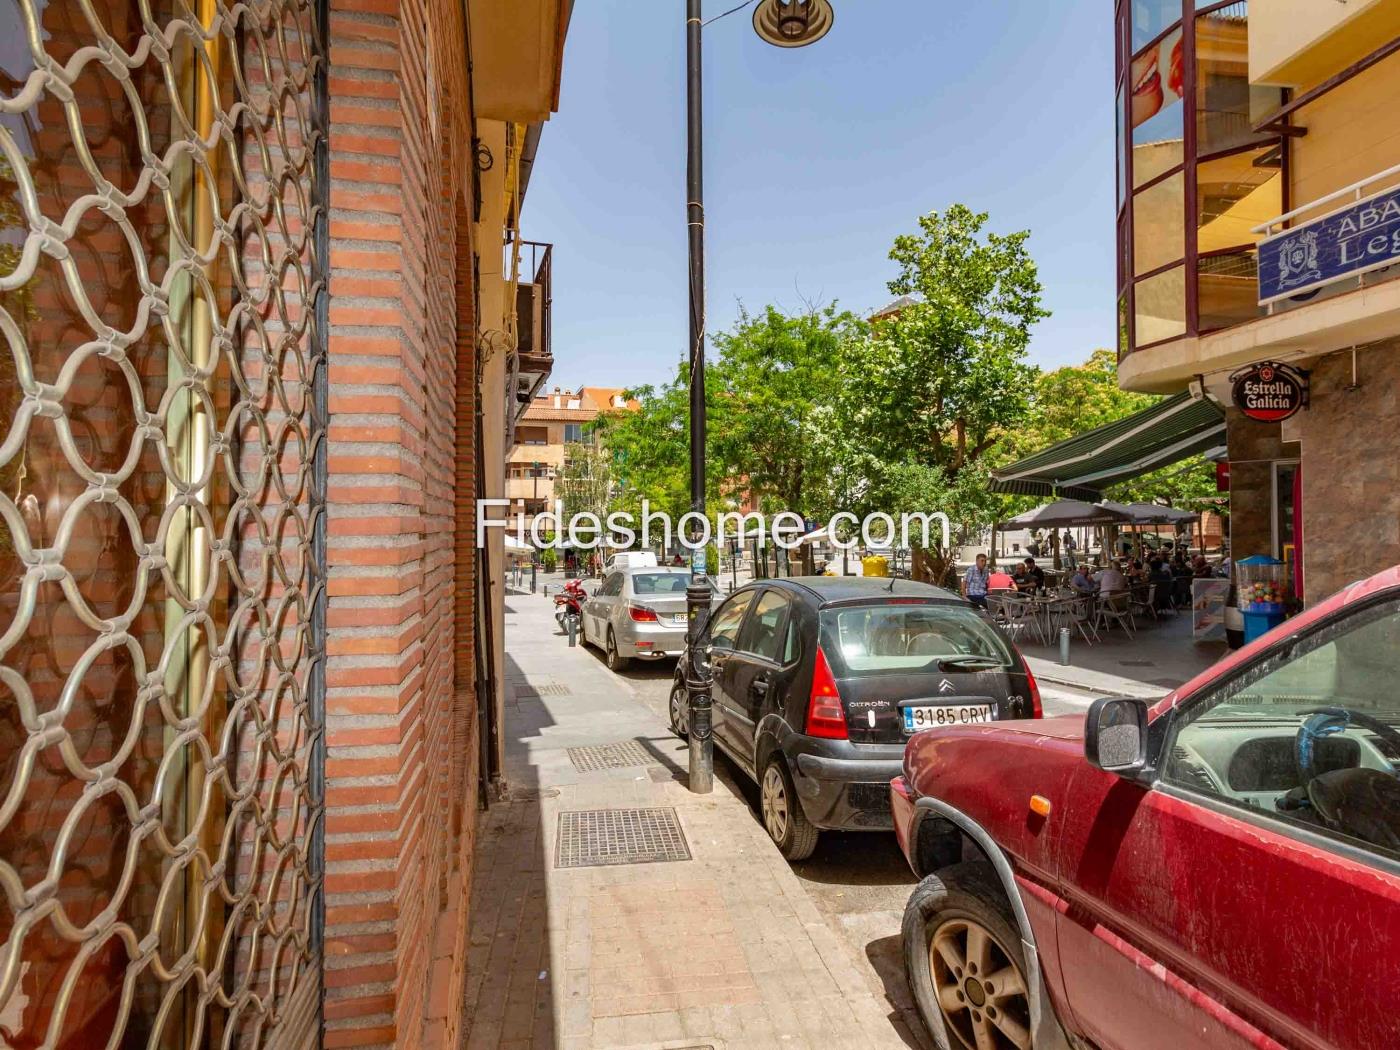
[567,741,655,772]
[555,808,691,868]
[518,682,572,698]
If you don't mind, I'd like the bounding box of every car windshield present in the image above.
[820,602,1013,674]
[631,572,718,595]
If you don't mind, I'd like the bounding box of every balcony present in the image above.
[514,240,553,420]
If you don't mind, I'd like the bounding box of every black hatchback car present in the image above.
[669,577,1042,859]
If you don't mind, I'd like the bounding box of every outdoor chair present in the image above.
[1095,591,1137,637]
[1063,594,1099,645]
[1130,584,1159,622]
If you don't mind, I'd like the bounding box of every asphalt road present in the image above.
[563,627,1100,1048]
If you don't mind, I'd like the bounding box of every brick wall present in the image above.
[1294,341,1400,604]
[321,0,478,1044]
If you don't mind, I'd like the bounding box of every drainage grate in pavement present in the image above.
[1151,678,1183,689]
[517,682,572,699]
[566,740,656,772]
[555,807,691,868]
[1118,659,1156,667]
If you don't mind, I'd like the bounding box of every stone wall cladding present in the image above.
[322,0,477,1045]
[1295,341,1400,603]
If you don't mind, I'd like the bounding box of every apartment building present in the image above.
[1115,0,1400,602]
[507,385,637,529]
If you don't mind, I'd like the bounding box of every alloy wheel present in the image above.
[760,764,789,845]
[929,917,1031,1050]
[670,682,688,735]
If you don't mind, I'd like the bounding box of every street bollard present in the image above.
[1059,626,1071,666]
[531,563,537,593]
[567,616,576,647]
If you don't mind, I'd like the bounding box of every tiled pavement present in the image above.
[461,591,924,1050]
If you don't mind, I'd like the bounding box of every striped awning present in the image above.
[990,392,1226,499]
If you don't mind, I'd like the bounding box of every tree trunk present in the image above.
[1052,530,1061,570]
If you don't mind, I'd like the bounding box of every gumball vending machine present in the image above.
[1236,554,1288,643]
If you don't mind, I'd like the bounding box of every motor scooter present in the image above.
[554,579,586,631]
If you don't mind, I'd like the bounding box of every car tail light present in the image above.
[628,604,659,622]
[1024,662,1043,719]
[806,647,848,739]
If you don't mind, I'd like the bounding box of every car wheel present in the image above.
[903,862,1034,1050]
[606,629,630,672]
[759,757,819,861]
[669,680,689,738]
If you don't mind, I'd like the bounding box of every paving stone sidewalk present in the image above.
[461,591,923,1050]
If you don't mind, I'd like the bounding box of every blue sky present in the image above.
[522,2,1115,391]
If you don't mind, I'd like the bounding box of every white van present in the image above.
[604,550,659,571]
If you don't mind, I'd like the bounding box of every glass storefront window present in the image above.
[1196,2,1284,155]
[1196,148,1281,252]
[1198,249,1264,330]
[1134,170,1185,275]
[1134,264,1186,345]
[1131,0,1183,52]
[1131,25,1185,187]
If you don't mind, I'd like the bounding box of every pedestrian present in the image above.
[1063,530,1078,568]
[962,553,991,609]
[1097,561,1129,594]
[1068,565,1097,596]
[988,565,1016,591]
[1016,557,1045,592]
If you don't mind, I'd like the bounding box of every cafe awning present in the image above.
[990,392,1225,499]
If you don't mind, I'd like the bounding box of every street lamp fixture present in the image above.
[752,0,833,48]
[683,0,834,795]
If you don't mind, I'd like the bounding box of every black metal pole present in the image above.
[685,0,713,793]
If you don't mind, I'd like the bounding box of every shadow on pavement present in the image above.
[866,934,935,1050]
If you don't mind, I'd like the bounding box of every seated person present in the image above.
[1191,554,1213,578]
[1096,562,1129,594]
[1015,557,1045,590]
[1067,566,1097,596]
[988,566,1016,591]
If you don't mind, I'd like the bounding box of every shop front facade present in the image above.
[1115,0,1400,604]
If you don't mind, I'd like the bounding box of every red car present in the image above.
[891,566,1400,1050]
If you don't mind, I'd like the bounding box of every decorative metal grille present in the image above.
[0,0,328,1045]
[565,741,655,773]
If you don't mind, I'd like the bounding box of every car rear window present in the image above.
[630,572,719,595]
[820,602,1014,674]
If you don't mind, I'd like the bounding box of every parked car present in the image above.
[891,564,1400,1050]
[671,577,1042,860]
[603,550,659,571]
[580,566,719,670]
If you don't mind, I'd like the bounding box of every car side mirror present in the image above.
[1084,696,1150,775]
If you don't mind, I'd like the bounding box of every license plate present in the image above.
[903,703,995,732]
[670,613,687,626]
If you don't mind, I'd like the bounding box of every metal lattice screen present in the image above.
[0,0,328,1046]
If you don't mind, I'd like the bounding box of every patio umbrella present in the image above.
[999,499,1134,530]
[1097,500,1198,524]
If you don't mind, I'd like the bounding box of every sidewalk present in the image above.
[462,591,924,1049]
[1019,610,1226,700]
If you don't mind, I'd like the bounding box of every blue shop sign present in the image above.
[1258,182,1400,305]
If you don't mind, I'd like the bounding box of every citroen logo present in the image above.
[939,679,955,694]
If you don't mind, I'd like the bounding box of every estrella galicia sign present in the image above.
[1231,361,1307,423]
[1258,181,1400,304]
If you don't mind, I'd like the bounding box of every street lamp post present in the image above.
[684,0,833,794]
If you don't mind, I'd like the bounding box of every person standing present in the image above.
[962,553,991,609]
[1063,530,1078,568]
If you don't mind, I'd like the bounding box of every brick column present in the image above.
[321,0,476,1044]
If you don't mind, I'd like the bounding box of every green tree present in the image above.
[709,304,865,518]
[835,205,1049,580]
[556,439,613,533]
[589,365,730,525]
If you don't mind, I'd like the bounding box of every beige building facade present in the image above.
[1115,0,1400,603]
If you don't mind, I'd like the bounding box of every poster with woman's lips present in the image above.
[1130,27,1184,130]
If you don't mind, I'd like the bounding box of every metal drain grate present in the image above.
[567,741,656,771]
[1118,659,1156,667]
[517,682,572,698]
[555,808,691,868]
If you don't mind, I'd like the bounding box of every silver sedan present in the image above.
[580,566,722,670]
